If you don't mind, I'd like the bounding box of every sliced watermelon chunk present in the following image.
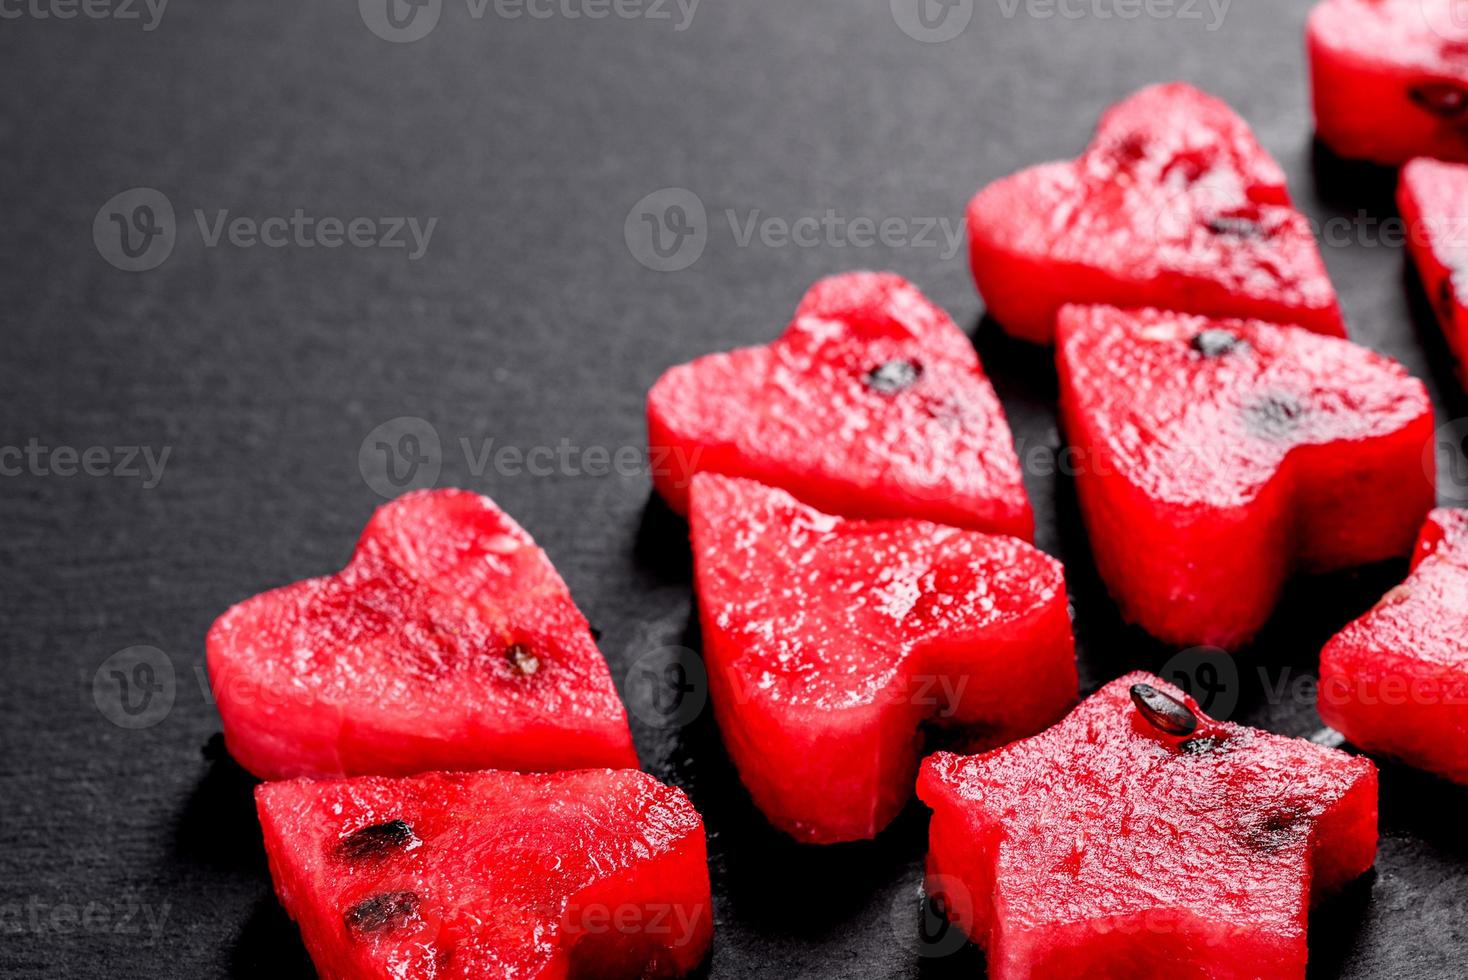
[1057,304,1435,648]
[918,673,1379,980]
[208,489,638,780]
[690,473,1075,844]
[1320,509,1468,783]
[256,768,712,979]
[1309,0,1468,166]
[1399,157,1468,385]
[646,271,1033,539]
[968,82,1344,344]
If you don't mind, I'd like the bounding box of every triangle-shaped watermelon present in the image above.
[256,767,712,978]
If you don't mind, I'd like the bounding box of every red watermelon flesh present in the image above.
[968,82,1344,344]
[1320,509,1468,784]
[918,673,1379,980]
[1057,304,1435,649]
[690,473,1076,844]
[1309,0,1468,166]
[208,489,638,780]
[255,768,712,979]
[1399,157,1468,386]
[646,271,1033,539]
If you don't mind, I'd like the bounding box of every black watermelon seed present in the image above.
[506,643,540,676]
[1190,329,1246,358]
[1410,81,1468,119]
[1130,683,1199,737]
[1206,216,1262,238]
[1180,736,1229,756]
[1439,277,1458,327]
[344,891,419,938]
[1244,394,1307,439]
[864,360,923,395]
[339,820,417,861]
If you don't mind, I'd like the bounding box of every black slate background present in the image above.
[3,0,1468,977]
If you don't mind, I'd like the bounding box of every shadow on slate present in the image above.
[1309,140,1401,217]
[229,895,315,980]
[174,736,271,876]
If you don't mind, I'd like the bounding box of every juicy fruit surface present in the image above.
[968,82,1344,343]
[1399,157,1468,386]
[208,489,637,779]
[690,474,1075,843]
[646,271,1033,538]
[1057,304,1434,648]
[1320,510,1468,783]
[256,768,712,979]
[918,673,1379,980]
[1309,0,1468,165]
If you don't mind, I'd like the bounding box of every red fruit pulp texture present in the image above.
[1057,304,1435,649]
[208,489,637,780]
[1320,509,1468,784]
[256,768,712,979]
[968,82,1344,344]
[646,271,1033,538]
[1309,0,1468,166]
[1398,156,1468,386]
[918,673,1379,980]
[690,473,1076,844]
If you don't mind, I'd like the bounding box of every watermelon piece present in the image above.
[1057,304,1435,649]
[1320,509,1468,783]
[255,767,712,979]
[208,489,638,780]
[1309,0,1468,166]
[967,82,1344,344]
[646,271,1033,539]
[918,673,1379,980]
[1399,157,1468,385]
[690,473,1076,844]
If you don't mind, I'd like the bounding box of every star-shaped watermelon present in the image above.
[968,82,1344,343]
[690,473,1076,844]
[208,489,638,780]
[1057,304,1435,648]
[918,673,1378,980]
[1320,509,1468,784]
[647,271,1033,539]
[1399,156,1468,386]
[256,767,712,978]
[1309,0,1468,166]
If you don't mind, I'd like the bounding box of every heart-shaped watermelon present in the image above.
[918,673,1379,980]
[1320,509,1468,784]
[968,83,1344,344]
[208,489,638,780]
[1399,156,1468,386]
[690,473,1076,844]
[647,272,1033,539]
[1309,0,1468,166]
[1057,304,1435,649]
[256,767,712,979]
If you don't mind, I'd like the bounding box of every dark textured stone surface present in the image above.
[1,1,1466,976]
